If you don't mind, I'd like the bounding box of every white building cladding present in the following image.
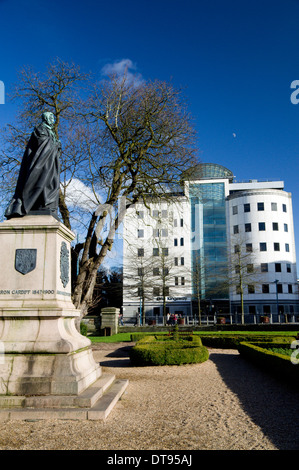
[227,181,298,317]
[123,194,192,322]
[122,163,299,322]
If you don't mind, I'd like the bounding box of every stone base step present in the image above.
[0,375,129,421]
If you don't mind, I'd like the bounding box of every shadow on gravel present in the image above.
[98,345,133,368]
[209,351,299,450]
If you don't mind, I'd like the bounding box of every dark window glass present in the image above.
[275,263,281,272]
[259,222,266,231]
[261,263,268,272]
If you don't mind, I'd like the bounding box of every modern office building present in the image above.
[122,163,299,323]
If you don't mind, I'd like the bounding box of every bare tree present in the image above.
[0,59,199,320]
[191,251,203,325]
[123,246,154,326]
[151,239,174,325]
[228,236,262,324]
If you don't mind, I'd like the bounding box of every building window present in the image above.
[272,222,278,231]
[153,287,160,296]
[138,287,143,296]
[181,277,185,286]
[257,202,264,211]
[232,205,238,215]
[288,284,293,294]
[161,210,168,218]
[174,238,178,246]
[277,284,283,294]
[284,223,288,232]
[174,257,178,266]
[275,263,281,272]
[261,263,268,272]
[175,277,179,286]
[138,267,144,276]
[180,218,184,227]
[286,263,291,273]
[138,248,144,257]
[174,219,177,227]
[153,229,159,237]
[162,248,169,256]
[180,238,184,246]
[259,222,266,231]
[161,228,168,237]
[234,244,240,253]
[245,223,251,232]
[163,286,170,296]
[163,267,169,276]
[260,243,267,252]
[152,210,159,218]
[181,257,185,265]
[249,305,256,314]
[263,305,271,314]
[282,204,287,212]
[247,264,254,273]
[244,203,250,212]
[274,243,280,251]
[138,229,144,238]
[153,306,160,316]
[153,248,159,256]
[246,243,253,252]
[262,284,270,293]
[248,285,255,294]
[153,267,159,276]
[271,202,277,211]
[137,210,144,219]
[233,225,239,234]
[285,243,290,252]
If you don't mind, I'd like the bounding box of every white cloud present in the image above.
[101,58,136,76]
[64,178,100,210]
[101,58,144,87]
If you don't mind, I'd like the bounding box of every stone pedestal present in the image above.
[100,307,120,336]
[0,215,101,396]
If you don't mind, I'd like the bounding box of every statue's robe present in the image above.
[5,123,61,219]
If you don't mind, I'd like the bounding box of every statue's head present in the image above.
[42,112,55,127]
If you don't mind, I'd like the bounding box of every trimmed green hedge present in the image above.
[129,335,209,366]
[237,341,299,386]
[199,334,296,349]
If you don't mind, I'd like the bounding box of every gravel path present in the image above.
[0,343,298,451]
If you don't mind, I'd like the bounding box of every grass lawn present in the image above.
[89,329,298,343]
[89,333,132,343]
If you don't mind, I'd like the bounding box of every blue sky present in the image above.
[0,0,299,263]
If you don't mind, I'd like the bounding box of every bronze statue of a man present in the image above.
[5,112,61,219]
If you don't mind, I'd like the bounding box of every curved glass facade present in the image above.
[190,182,229,301]
[189,163,234,181]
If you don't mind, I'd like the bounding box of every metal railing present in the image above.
[122,313,299,326]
